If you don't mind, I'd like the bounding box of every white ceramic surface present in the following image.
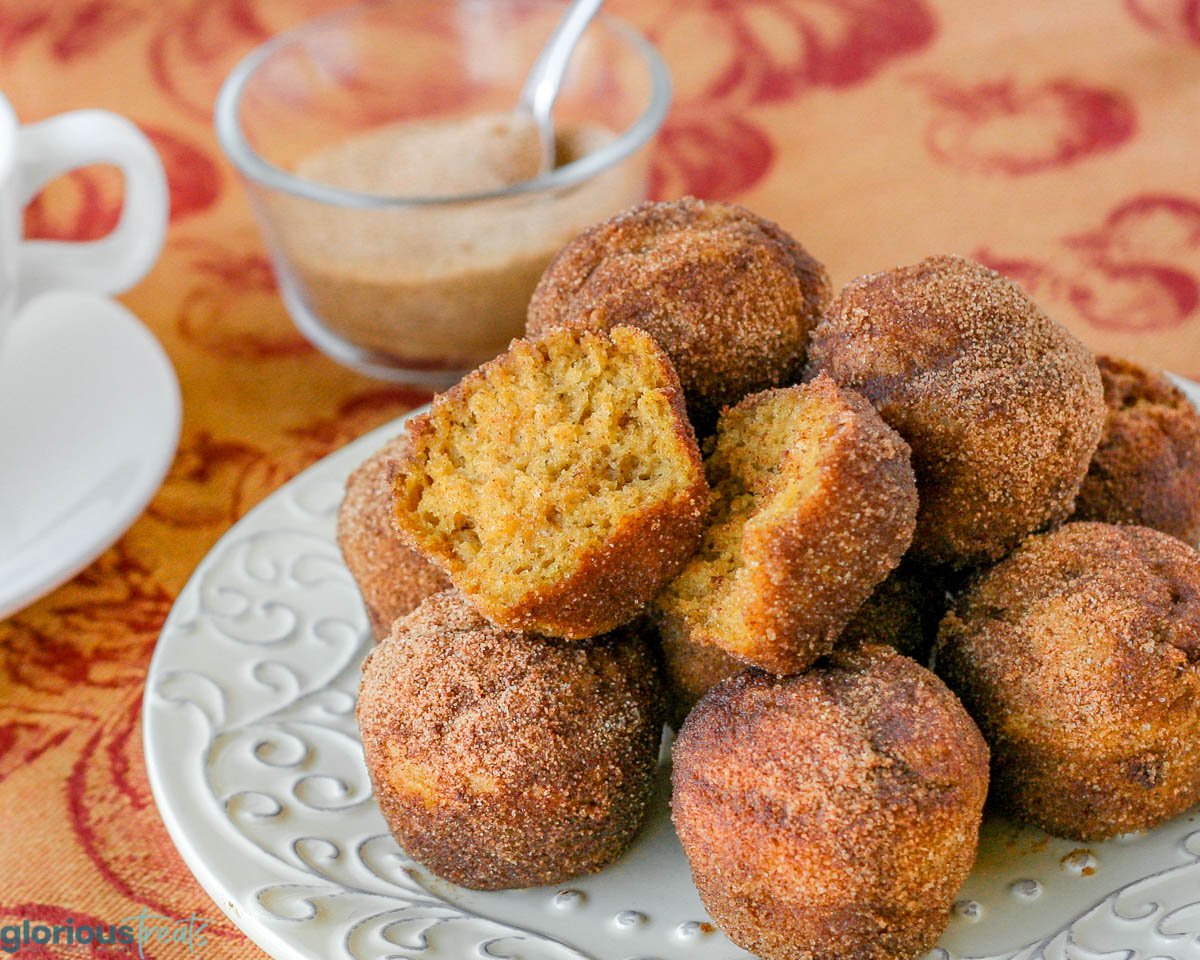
[0,290,181,619]
[0,91,168,315]
[144,383,1200,960]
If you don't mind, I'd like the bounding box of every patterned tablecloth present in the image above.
[1,0,1198,956]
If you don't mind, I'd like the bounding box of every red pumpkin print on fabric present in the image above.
[628,0,937,198]
[921,76,1136,175]
[1126,0,1200,45]
[978,194,1200,334]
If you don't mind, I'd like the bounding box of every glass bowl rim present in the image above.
[214,0,672,209]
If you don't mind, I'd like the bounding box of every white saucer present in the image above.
[0,290,181,619]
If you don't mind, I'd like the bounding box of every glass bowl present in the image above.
[215,0,671,386]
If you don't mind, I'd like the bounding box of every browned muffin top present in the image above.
[358,589,664,889]
[364,591,660,793]
[676,645,988,856]
[807,254,1105,566]
[528,197,830,429]
[672,644,988,960]
[936,521,1200,840]
[1073,355,1200,544]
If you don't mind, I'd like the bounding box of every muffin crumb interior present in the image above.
[397,328,698,605]
[661,390,836,657]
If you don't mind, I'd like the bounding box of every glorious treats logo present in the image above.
[0,909,209,955]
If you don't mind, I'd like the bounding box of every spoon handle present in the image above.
[519,0,605,169]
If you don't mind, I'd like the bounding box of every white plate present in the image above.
[0,290,181,619]
[144,385,1200,960]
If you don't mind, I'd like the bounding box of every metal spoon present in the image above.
[517,0,605,175]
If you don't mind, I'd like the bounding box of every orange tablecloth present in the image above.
[1,1,1198,956]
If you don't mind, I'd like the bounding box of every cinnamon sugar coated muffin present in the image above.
[391,326,709,638]
[357,590,664,890]
[1072,355,1200,544]
[527,198,831,429]
[657,622,743,729]
[935,522,1200,840]
[807,255,1105,567]
[656,375,917,675]
[658,560,946,727]
[673,645,989,960]
[337,434,451,638]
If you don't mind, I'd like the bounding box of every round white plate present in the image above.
[0,290,181,619]
[144,383,1200,960]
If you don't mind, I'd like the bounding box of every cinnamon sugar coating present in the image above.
[337,434,451,638]
[936,522,1200,840]
[527,197,830,430]
[657,622,743,729]
[391,326,709,639]
[656,376,917,675]
[658,559,947,728]
[808,255,1105,567]
[357,590,665,890]
[673,644,988,960]
[1072,355,1200,544]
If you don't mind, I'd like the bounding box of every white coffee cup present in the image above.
[0,92,167,551]
[0,91,167,346]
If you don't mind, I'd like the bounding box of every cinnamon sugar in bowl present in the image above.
[216,0,670,386]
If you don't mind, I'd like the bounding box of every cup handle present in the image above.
[16,110,168,306]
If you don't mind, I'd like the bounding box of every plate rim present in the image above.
[142,405,422,960]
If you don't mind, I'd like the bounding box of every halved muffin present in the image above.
[658,558,949,727]
[392,326,709,639]
[656,375,917,674]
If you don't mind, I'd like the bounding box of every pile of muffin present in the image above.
[339,198,1200,960]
